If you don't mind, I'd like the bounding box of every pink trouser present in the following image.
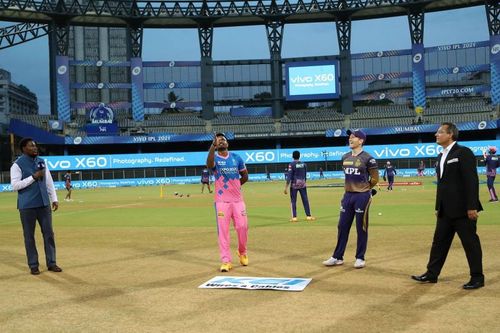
[215,201,248,263]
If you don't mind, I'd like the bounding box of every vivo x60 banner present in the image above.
[41,140,499,171]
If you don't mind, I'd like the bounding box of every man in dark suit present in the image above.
[411,122,484,289]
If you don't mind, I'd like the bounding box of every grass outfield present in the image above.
[0,177,499,332]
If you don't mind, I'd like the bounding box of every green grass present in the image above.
[0,176,499,333]
[2,176,496,228]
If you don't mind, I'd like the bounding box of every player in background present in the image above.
[200,167,212,194]
[323,130,378,269]
[482,146,499,202]
[417,160,425,177]
[383,161,397,191]
[206,133,249,272]
[64,170,73,201]
[284,151,315,222]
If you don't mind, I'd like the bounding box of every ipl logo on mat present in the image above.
[199,276,312,291]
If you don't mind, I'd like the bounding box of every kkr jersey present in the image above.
[64,173,71,185]
[383,165,397,177]
[287,160,307,189]
[212,152,246,202]
[485,155,499,176]
[342,151,378,192]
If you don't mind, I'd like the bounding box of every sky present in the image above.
[0,5,490,114]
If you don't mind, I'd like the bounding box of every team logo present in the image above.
[169,82,175,89]
[89,103,114,124]
[51,121,60,129]
[97,83,104,89]
[491,44,500,55]
[170,102,176,109]
[355,159,361,167]
[452,67,460,74]
[96,60,103,67]
[376,51,383,57]
[478,121,487,130]
[169,61,176,67]
[132,66,141,76]
[334,129,342,137]
[413,53,422,63]
[377,73,385,80]
[355,208,364,213]
[73,136,82,145]
[57,65,67,75]
[217,211,225,217]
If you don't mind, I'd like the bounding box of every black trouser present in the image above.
[19,206,57,268]
[427,215,483,281]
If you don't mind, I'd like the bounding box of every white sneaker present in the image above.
[354,259,366,269]
[322,257,344,266]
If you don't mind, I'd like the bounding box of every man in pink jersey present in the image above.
[206,133,249,272]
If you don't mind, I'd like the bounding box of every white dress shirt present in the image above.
[439,141,456,178]
[10,160,58,203]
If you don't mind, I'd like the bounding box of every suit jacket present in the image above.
[435,143,483,218]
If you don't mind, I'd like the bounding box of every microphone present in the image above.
[36,160,45,181]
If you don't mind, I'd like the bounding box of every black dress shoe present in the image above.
[30,267,40,275]
[411,273,437,283]
[463,280,484,290]
[48,265,63,272]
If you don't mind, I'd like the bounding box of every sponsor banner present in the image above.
[143,61,200,67]
[35,140,499,171]
[144,101,202,108]
[351,49,411,59]
[427,85,489,97]
[85,123,119,136]
[71,102,131,110]
[64,132,232,145]
[490,35,500,105]
[353,90,411,101]
[56,55,71,122]
[143,82,201,89]
[425,41,489,53]
[71,83,131,89]
[0,168,488,193]
[230,107,272,117]
[199,276,312,292]
[131,57,145,122]
[69,60,130,67]
[326,121,497,136]
[426,64,489,76]
[352,72,411,81]
[412,43,426,109]
[48,120,63,131]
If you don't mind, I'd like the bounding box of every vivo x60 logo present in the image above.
[47,157,109,170]
[291,73,335,84]
[245,151,276,163]
[371,145,443,158]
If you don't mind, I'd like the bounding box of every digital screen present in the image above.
[285,60,340,101]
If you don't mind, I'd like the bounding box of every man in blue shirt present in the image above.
[10,138,62,275]
[284,150,315,222]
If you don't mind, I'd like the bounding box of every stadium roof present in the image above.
[0,0,486,28]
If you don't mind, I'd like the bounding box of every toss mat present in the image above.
[199,276,312,291]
